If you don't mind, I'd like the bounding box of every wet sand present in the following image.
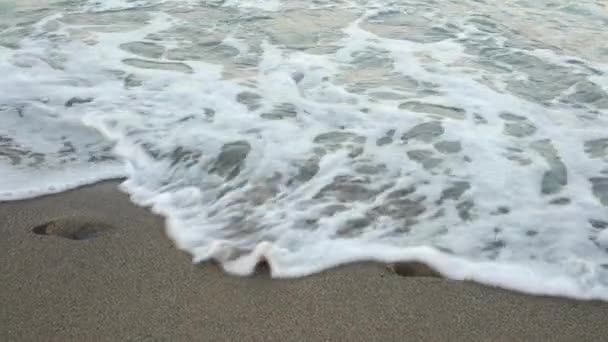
[2,181,608,341]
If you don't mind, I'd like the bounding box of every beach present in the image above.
[2,0,608,305]
[2,180,608,341]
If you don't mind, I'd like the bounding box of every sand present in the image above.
[2,181,608,341]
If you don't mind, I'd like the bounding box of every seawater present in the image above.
[1,0,608,300]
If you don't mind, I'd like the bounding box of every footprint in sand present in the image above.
[387,262,443,278]
[32,217,115,241]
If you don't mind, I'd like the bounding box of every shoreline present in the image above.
[2,181,608,340]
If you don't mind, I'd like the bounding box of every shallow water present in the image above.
[1,0,608,299]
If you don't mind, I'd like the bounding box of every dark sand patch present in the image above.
[32,217,114,240]
[388,261,443,278]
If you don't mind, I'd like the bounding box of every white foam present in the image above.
[2,0,608,300]
[80,0,161,12]
[223,0,282,11]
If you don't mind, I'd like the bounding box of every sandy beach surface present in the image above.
[2,181,608,341]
